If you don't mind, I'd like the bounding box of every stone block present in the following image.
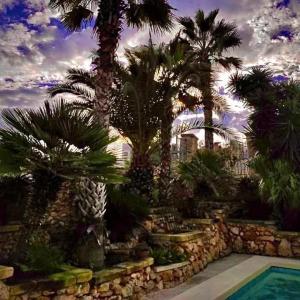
[116,258,154,275]
[278,239,292,257]
[93,268,125,285]
[0,265,14,280]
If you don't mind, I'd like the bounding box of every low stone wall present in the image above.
[1,220,232,300]
[150,220,232,281]
[227,219,300,257]
[4,218,300,299]
[0,225,22,263]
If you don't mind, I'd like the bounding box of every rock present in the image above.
[112,284,122,295]
[145,280,155,291]
[230,227,239,235]
[233,236,243,252]
[278,239,292,257]
[160,270,173,282]
[98,283,110,293]
[192,262,200,274]
[0,282,9,300]
[157,281,164,290]
[174,269,183,278]
[121,285,133,298]
[257,236,275,242]
[264,242,277,256]
[53,296,76,300]
[292,246,300,256]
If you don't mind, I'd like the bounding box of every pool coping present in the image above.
[171,256,300,300]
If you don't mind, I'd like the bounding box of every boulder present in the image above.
[278,239,292,257]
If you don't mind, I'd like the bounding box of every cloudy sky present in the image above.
[0,0,299,137]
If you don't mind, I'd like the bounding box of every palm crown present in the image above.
[49,0,174,32]
[179,9,241,68]
[179,9,242,149]
[0,100,121,182]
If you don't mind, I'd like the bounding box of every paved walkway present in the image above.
[145,254,252,300]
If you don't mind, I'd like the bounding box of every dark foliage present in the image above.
[105,185,149,242]
[151,247,187,266]
[235,176,272,220]
[0,176,29,225]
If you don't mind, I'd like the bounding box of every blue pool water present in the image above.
[228,267,300,300]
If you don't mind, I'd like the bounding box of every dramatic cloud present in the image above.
[0,0,299,135]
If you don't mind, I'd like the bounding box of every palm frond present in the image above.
[0,100,122,181]
[172,118,238,142]
[61,5,93,31]
[126,0,174,32]
[178,17,196,40]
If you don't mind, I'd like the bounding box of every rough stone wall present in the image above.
[227,222,300,257]
[175,223,232,273]
[0,225,22,263]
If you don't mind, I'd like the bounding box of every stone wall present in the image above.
[227,220,300,257]
[151,220,232,283]
[4,217,300,299]
[1,221,232,300]
[0,225,22,263]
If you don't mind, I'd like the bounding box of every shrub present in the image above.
[105,185,149,242]
[0,176,29,225]
[251,156,300,230]
[23,242,64,274]
[234,176,272,220]
[178,150,236,201]
[151,248,187,266]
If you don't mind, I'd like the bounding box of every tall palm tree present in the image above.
[179,9,242,149]
[49,42,236,204]
[49,0,174,126]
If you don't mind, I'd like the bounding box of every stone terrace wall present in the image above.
[0,225,22,263]
[227,220,300,257]
[1,221,232,300]
[151,220,232,287]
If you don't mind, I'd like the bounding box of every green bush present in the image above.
[234,176,272,220]
[23,242,64,274]
[105,185,149,242]
[178,150,236,201]
[151,248,187,266]
[0,176,29,225]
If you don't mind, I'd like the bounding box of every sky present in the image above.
[0,0,299,139]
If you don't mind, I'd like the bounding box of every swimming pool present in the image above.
[228,266,300,300]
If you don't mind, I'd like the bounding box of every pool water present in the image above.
[228,267,300,300]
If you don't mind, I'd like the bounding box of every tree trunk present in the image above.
[94,0,124,126]
[203,100,214,150]
[126,152,154,204]
[159,98,173,205]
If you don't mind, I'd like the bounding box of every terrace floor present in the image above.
[145,254,252,300]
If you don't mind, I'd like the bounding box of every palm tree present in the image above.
[49,43,236,204]
[228,67,300,166]
[49,0,174,126]
[179,9,242,149]
[0,100,122,267]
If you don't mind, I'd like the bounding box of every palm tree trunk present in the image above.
[94,0,124,126]
[159,98,173,205]
[203,100,214,150]
[127,152,154,203]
